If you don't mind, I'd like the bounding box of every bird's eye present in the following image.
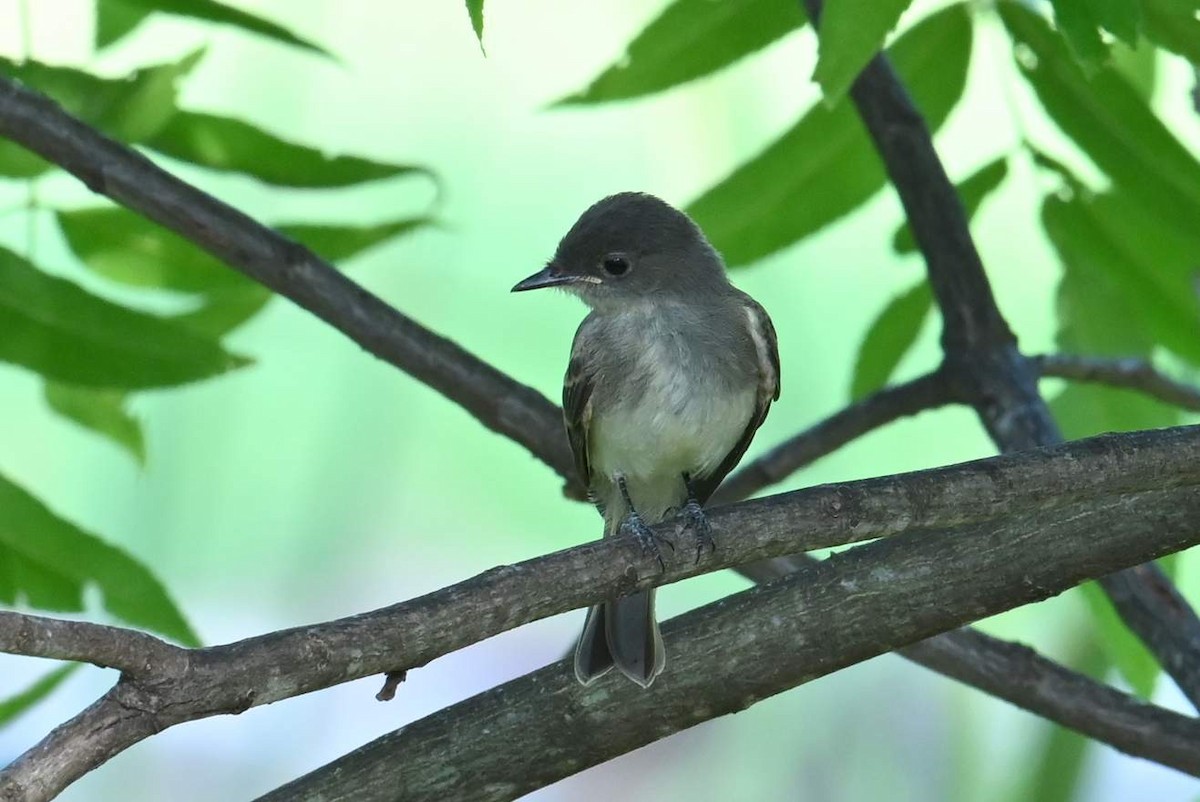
[601,254,631,277]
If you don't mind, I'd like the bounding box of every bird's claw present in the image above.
[682,497,715,564]
[620,510,673,572]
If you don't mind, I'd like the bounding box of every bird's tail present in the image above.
[573,589,665,688]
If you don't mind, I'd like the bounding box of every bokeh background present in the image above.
[0,0,1198,799]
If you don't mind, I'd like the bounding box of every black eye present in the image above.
[602,254,630,276]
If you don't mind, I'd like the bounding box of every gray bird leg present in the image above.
[616,474,673,570]
[682,472,715,562]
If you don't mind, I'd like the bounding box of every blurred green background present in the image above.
[0,0,1198,799]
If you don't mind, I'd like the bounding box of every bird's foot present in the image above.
[682,473,716,563]
[619,509,673,572]
[682,497,715,563]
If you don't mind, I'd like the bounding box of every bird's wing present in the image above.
[563,330,599,494]
[693,296,781,504]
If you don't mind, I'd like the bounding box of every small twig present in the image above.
[375,671,406,702]
[0,614,183,679]
[1035,354,1200,412]
[713,370,953,505]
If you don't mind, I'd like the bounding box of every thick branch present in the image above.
[1035,354,1200,411]
[0,76,578,491]
[3,427,1199,800]
[803,0,1200,710]
[713,369,953,505]
[260,487,1200,800]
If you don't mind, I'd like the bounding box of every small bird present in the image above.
[512,192,780,687]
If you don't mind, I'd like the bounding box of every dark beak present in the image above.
[511,265,580,293]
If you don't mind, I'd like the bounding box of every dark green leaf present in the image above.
[101,0,331,58]
[279,217,433,262]
[0,665,79,726]
[173,286,273,338]
[1001,4,1200,236]
[95,1,152,49]
[44,383,145,464]
[0,51,203,177]
[813,0,914,101]
[466,0,485,48]
[1076,577,1161,697]
[1043,192,1200,365]
[57,206,253,294]
[0,246,249,389]
[0,473,198,645]
[1050,0,1140,66]
[849,280,931,399]
[556,0,805,105]
[146,111,427,188]
[688,4,972,266]
[1138,0,1200,63]
[893,156,1008,254]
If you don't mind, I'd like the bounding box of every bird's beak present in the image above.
[511,264,581,293]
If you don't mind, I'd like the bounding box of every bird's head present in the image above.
[511,192,727,309]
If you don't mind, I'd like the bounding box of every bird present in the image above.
[512,192,780,687]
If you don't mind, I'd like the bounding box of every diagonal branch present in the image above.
[2,427,1199,801]
[1035,354,1200,411]
[802,0,1200,711]
[713,369,954,505]
[259,486,1200,800]
[0,76,579,494]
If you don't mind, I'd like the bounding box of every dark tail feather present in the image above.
[573,590,664,688]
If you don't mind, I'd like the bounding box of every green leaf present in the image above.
[173,286,273,338]
[1137,0,1200,63]
[0,246,249,389]
[0,51,204,178]
[1075,578,1160,697]
[146,111,427,188]
[849,280,931,399]
[813,0,914,101]
[57,206,254,294]
[556,0,805,105]
[95,1,153,49]
[99,0,331,58]
[279,217,433,262]
[44,383,145,464]
[688,4,972,267]
[1109,39,1158,101]
[1043,192,1200,366]
[465,0,485,49]
[0,665,79,726]
[893,156,1007,254]
[1049,0,1140,67]
[1001,3,1200,237]
[0,473,198,645]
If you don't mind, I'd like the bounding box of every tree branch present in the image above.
[1035,354,1200,411]
[2,427,1198,800]
[259,486,1200,800]
[713,369,954,505]
[0,615,183,679]
[802,0,1200,710]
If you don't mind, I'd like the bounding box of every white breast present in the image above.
[589,335,756,520]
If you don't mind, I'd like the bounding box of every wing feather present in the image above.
[693,296,780,504]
